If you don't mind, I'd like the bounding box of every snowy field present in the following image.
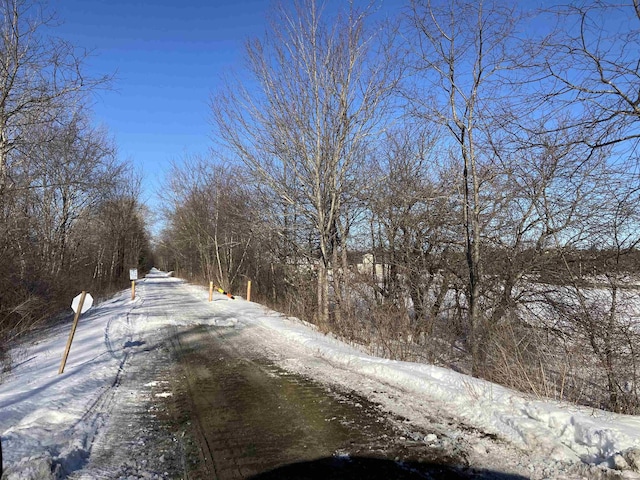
[1,269,640,479]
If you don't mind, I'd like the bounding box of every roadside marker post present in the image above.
[130,268,138,300]
[59,291,93,374]
[209,281,214,302]
[247,280,252,302]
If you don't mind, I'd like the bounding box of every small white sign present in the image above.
[129,268,138,280]
[71,293,93,314]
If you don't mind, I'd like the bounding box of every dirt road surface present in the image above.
[167,323,473,479]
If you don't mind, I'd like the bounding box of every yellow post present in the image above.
[247,280,252,302]
[209,281,213,302]
[59,291,86,374]
[131,280,135,300]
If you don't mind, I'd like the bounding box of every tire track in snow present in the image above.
[69,279,185,479]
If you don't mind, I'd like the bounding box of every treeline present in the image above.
[0,1,152,347]
[158,1,640,414]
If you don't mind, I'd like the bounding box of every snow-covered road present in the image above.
[1,269,640,479]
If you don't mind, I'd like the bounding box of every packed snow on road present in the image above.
[1,269,640,479]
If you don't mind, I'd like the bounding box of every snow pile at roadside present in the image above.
[178,279,640,471]
[256,313,640,467]
[257,315,640,464]
[0,288,144,479]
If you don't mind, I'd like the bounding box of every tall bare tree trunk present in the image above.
[212,0,397,329]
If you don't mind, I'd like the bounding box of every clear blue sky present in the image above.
[45,0,629,229]
[51,0,273,209]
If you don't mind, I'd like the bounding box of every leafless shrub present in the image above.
[483,317,569,399]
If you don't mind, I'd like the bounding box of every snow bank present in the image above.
[181,278,640,468]
[0,286,144,478]
[271,318,640,464]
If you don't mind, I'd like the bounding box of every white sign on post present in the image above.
[60,291,94,374]
[129,269,138,280]
[71,292,93,314]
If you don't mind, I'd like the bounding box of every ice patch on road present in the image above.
[213,317,238,327]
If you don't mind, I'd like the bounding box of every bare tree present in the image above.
[0,1,153,348]
[366,126,456,332]
[0,0,108,188]
[25,113,118,277]
[536,1,640,150]
[0,122,147,342]
[505,0,640,412]
[162,156,255,292]
[406,0,523,374]
[212,0,398,327]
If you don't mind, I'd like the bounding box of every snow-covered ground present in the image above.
[1,269,640,479]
